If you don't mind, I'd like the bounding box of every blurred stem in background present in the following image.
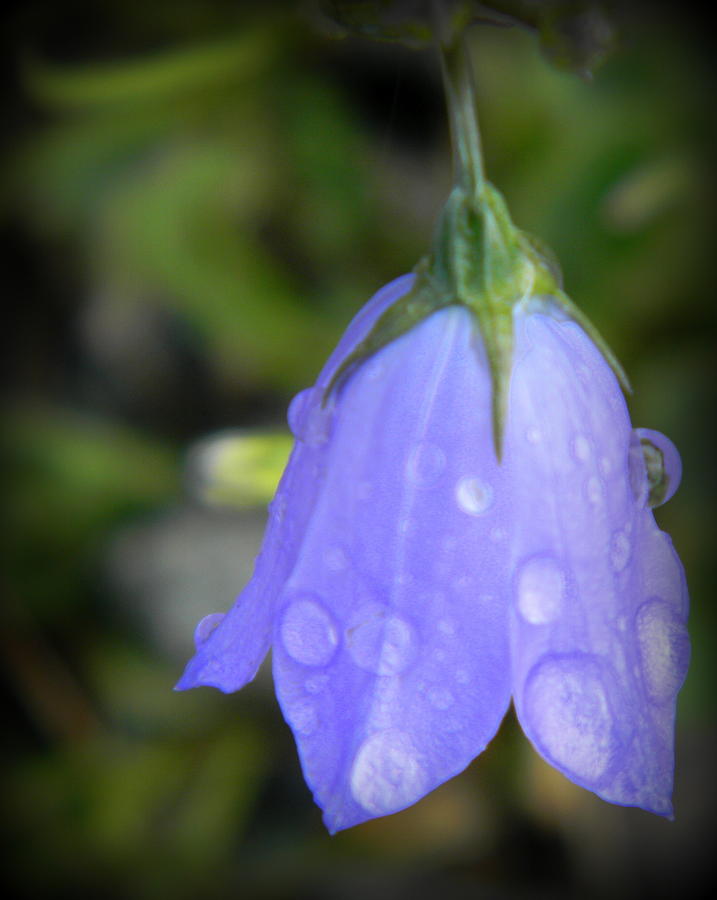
[1,2,715,898]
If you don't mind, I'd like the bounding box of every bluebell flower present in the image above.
[176,271,689,833]
[176,31,689,833]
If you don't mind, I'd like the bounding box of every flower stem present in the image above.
[439,33,485,200]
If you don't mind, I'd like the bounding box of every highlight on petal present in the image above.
[507,308,689,816]
[272,305,513,832]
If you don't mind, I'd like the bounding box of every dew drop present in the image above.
[524,654,615,784]
[287,387,332,447]
[516,556,566,625]
[526,426,542,444]
[347,606,416,676]
[280,597,339,667]
[573,435,591,462]
[586,476,603,504]
[628,438,648,506]
[635,599,690,704]
[455,476,494,516]
[610,530,631,572]
[287,387,311,433]
[629,428,683,508]
[405,442,446,487]
[193,612,225,649]
[350,730,428,815]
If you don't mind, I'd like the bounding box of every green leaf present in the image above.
[23,31,276,109]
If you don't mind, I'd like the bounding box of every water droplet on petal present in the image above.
[281,597,339,666]
[630,428,683,508]
[586,476,603,504]
[516,556,566,625]
[610,530,631,572]
[347,606,416,676]
[405,442,446,487]
[628,436,648,506]
[635,599,690,704]
[526,427,542,444]
[193,613,225,649]
[287,387,311,430]
[455,476,493,516]
[525,655,616,784]
[573,435,591,462]
[350,730,428,815]
[287,388,332,447]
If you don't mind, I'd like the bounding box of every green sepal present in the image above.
[324,178,629,461]
[550,288,631,395]
[323,259,455,400]
[518,228,631,394]
[443,183,535,459]
[322,27,626,462]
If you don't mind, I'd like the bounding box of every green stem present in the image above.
[439,34,485,199]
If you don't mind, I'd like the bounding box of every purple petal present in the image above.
[273,306,512,832]
[175,275,416,693]
[507,309,689,816]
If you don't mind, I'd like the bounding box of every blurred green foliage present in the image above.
[2,2,715,898]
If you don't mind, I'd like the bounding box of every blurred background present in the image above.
[2,1,715,898]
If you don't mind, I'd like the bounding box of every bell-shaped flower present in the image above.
[176,266,689,832]
[176,34,688,835]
